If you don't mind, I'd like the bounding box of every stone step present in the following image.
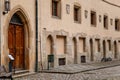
[13,70,35,78]
[13,72,35,78]
[13,70,29,75]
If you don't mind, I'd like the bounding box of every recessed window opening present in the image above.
[115,19,120,31]
[91,11,96,26]
[74,5,81,23]
[104,15,108,29]
[52,0,61,18]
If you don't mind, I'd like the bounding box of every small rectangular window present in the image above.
[52,1,58,16]
[74,5,81,23]
[91,11,96,26]
[52,0,61,18]
[104,15,108,29]
[115,19,119,31]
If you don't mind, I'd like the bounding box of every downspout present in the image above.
[0,0,1,65]
[39,0,43,70]
[35,0,38,72]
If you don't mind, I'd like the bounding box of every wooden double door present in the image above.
[8,23,25,70]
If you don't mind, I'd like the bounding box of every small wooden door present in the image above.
[8,23,24,70]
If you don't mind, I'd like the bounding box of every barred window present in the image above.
[103,15,108,29]
[74,5,81,23]
[115,19,120,31]
[91,11,96,26]
[52,0,61,18]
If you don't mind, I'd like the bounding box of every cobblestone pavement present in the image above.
[41,60,120,74]
[15,64,120,80]
[13,60,120,80]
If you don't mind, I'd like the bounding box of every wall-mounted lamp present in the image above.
[3,0,10,15]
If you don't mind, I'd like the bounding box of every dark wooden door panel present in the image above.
[8,24,15,49]
[8,24,24,70]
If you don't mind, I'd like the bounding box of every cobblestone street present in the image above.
[14,61,120,80]
[15,66,120,80]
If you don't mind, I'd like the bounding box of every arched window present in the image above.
[46,35,54,68]
[10,13,23,25]
[46,35,53,55]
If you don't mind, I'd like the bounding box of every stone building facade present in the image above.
[38,0,120,69]
[0,0,120,73]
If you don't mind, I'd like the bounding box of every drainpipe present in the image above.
[0,1,1,65]
[39,0,43,70]
[35,0,38,72]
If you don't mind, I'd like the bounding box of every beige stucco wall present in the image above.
[39,0,120,36]
[38,0,120,69]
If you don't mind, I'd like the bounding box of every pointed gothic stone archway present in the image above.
[8,11,30,70]
[8,14,24,69]
[46,35,54,68]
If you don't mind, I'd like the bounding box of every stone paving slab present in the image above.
[15,66,120,80]
[40,60,120,74]
[14,60,120,80]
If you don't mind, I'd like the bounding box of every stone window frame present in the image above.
[103,15,108,29]
[52,0,61,19]
[115,18,120,31]
[91,11,97,27]
[74,4,81,23]
[75,33,87,53]
[54,30,69,55]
